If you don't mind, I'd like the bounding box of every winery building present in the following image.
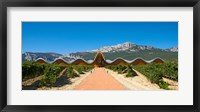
[36,51,164,67]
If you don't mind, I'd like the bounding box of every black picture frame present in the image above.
[0,0,200,112]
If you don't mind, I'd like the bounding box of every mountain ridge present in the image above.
[22,42,178,62]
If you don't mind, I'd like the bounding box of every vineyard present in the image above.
[133,62,178,89]
[105,61,178,90]
[22,62,94,87]
[23,61,177,90]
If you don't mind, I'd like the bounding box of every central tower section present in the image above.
[92,51,107,67]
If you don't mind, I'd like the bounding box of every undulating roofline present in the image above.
[35,51,164,66]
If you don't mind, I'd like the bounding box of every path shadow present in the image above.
[22,80,41,90]
[53,75,72,87]
[132,69,138,77]
[122,69,138,77]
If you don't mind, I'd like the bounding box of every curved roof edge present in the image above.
[146,57,165,63]
[51,58,69,64]
[70,58,93,64]
[34,57,165,65]
[35,58,48,63]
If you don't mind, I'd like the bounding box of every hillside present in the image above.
[22,42,178,62]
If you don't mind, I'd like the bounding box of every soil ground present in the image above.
[74,67,127,90]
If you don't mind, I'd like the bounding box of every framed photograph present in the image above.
[0,0,199,112]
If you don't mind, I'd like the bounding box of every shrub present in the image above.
[66,66,74,78]
[117,65,127,74]
[163,62,178,81]
[22,62,47,80]
[39,64,64,87]
[125,65,137,77]
[74,66,85,74]
[158,80,170,90]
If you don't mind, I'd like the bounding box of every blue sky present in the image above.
[22,22,178,54]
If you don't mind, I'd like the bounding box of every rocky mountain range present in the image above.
[89,42,178,53]
[22,42,178,62]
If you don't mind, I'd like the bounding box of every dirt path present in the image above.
[74,68,127,90]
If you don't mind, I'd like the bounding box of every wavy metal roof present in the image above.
[35,51,164,65]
